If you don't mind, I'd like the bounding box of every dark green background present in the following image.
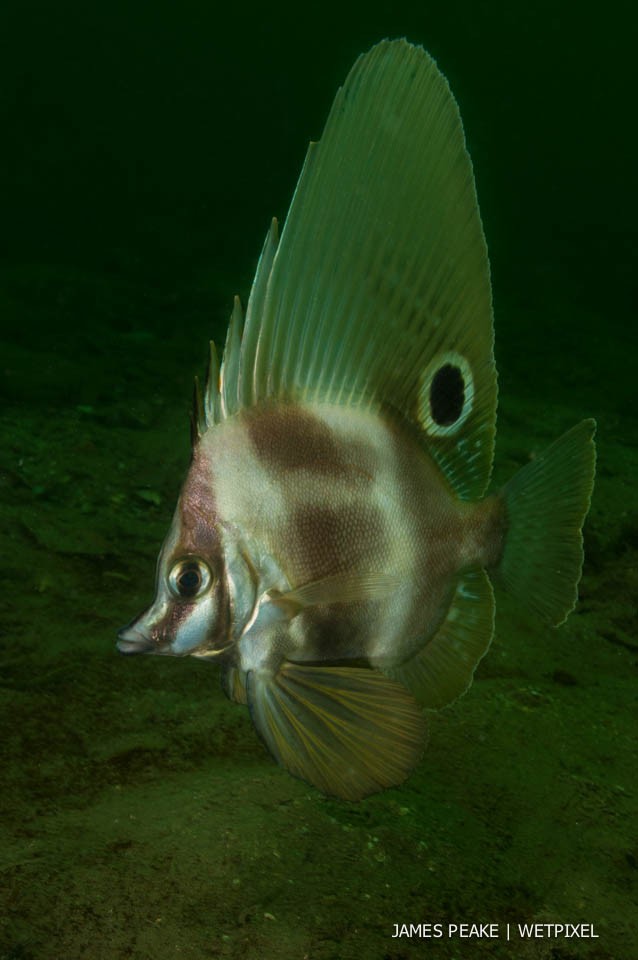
[2,1,635,336]
[1,2,636,959]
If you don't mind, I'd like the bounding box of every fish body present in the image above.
[118,40,596,800]
[155,402,502,665]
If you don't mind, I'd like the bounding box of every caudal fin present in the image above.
[496,419,596,625]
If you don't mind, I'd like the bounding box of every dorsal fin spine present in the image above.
[240,218,279,408]
[204,340,221,427]
[219,295,244,419]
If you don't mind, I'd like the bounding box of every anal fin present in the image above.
[246,662,427,800]
[385,568,494,709]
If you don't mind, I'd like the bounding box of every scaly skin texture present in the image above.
[172,401,505,669]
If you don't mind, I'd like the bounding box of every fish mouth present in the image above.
[116,625,157,655]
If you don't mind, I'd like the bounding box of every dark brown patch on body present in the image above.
[245,405,368,478]
[294,604,371,662]
[289,502,387,582]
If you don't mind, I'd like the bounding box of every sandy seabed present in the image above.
[1,265,636,960]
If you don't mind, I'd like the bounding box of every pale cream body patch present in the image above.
[204,402,495,668]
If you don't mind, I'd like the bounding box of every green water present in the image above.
[1,2,636,958]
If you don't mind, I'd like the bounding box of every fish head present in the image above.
[117,446,232,658]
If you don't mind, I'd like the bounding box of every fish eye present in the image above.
[168,557,212,600]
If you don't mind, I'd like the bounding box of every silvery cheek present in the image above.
[171,595,217,655]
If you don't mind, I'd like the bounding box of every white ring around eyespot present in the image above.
[418,351,474,437]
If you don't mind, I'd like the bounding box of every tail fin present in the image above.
[496,419,596,625]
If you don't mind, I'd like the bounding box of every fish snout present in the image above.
[116,622,157,655]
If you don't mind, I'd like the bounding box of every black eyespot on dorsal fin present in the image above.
[430,363,465,426]
[418,351,474,440]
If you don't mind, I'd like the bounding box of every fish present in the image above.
[117,39,596,801]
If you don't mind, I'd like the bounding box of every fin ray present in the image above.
[496,419,596,625]
[384,567,494,709]
[238,218,279,408]
[221,665,248,705]
[246,662,427,800]
[219,296,244,419]
[220,40,497,496]
[270,571,404,612]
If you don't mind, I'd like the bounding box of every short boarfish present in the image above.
[118,39,596,800]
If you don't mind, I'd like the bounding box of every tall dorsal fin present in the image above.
[206,39,497,498]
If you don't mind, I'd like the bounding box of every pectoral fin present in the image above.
[246,662,427,800]
[269,571,404,615]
